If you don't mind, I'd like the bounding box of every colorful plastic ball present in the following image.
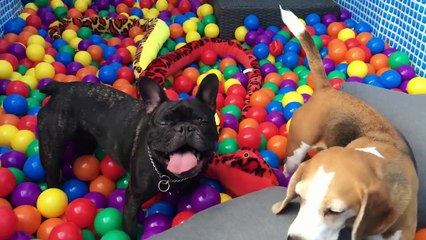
[236,127,262,149]
[266,111,286,128]
[37,188,68,218]
[9,230,33,240]
[234,26,248,42]
[74,51,92,67]
[147,201,175,220]
[283,101,302,121]
[266,101,284,113]
[190,184,220,212]
[0,206,18,239]
[218,137,238,155]
[366,37,385,54]
[172,210,194,227]
[94,207,123,236]
[200,49,218,66]
[98,65,118,84]
[108,188,126,213]
[100,156,125,181]
[281,91,303,107]
[3,94,28,116]
[141,226,167,240]
[186,31,201,43]
[396,65,416,81]
[345,60,368,78]
[204,23,220,38]
[8,167,25,185]
[84,192,108,209]
[13,205,41,234]
[354,21,372,34]
[379,69,402,89]
[10,182,41,207]
[89,175,116,197]
[22,155,45,182]
[0,124,19,147]
[244,14,260,31]
[62,179,89,202]
[407,77,426,94]
[388,51,410,69]
[260,150,280,168]
[65,198,97,229]
[253,43,270,59]
[279,52,299,69]
[36,218,65,240]
[11,129,35,153]
[49,221,83,240]
[26,44,45,62]
[338,28,355,41]
[0,60,13,79]
[0,167,16,197]
[267,135,287,160]
[101,229,130,240]
[144,213,171,231]
[221,104,242,120]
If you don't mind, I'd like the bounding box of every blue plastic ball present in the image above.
[367,80,384,88]
[23,155,46,182]
[354,21,373,34]
[173,15,188,25]
[313,23,327,35]
[184,12,196,19]
[28,106,42,116]
[244,14,260,31]
[272,34,287,45]
[103,46,116,60]
[260,150,280,168]
[89,34,104,44]
[305,13,321,26]
[279,86,296,95]
[175,37,186,44]
[379,70,402,89]
[366,37,385,54]
[266,25,280,34]
[38,29,48,38]
[201,179,225,193]
[284,41,301,53]
[279,52,299,69]
[131,8,143,18]
[283,101,302,121]
[344,19,357,29]
[55,52,73,66]
[266,101,284,113]
[335,63,348,75]
[53,39,68,50]
[178,92,190,100]
[99,65,118,84]
[4,18,26,34]
[62,179,89,202]
[3,94,28,116]
[0,146,12,156]
[364,74,381,84]
[253,43,270,59]
[319,48,328,58]
[109,62,122,71]
[147,201,176,219]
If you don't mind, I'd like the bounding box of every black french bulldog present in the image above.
[37,74,219,239]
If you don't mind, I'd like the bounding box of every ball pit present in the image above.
[0,1,425,239]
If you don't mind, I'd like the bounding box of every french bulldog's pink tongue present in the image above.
[167,152,197,174]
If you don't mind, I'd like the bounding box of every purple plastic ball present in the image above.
[260,63,277,77]
[177,194,193,212]
[7,43,26,60]
[162,190,181,206]
[41,12,56,26]
[66,62,84,75]
[279,80,297,89]
[108,12,118,18]
[158,11,171,22]
[37,78,54,90]
[222,113,239,131]
[97,0,109,10]
[339,9,351,21]
[141,226,168,240]
[346,76,364,83]
[301,93,311,103]
[9,231,33,240]
[137,209,146,224]
[396,65,416,81]
[232,72,248,87]
[108,188,126,212]
[322,14,337,26]
[256,34,272,45]
[190,184,220,213]
[78,39,92,51]
[399,80,409,92]
[63,143,76,163]
[263,29,275,38]
[244,30,259,46]
[109,0,121,6]
[382,47,397,57]
[82,75,100,84]
[106,54,123,64]
[143,213,171,229]
[10,182,42,207]
[61,162,75,179]
[322,58,335,74]
[0,150,27,169]
[0,79,10,95]
[84,192,108,209]
[266,111,286,128]
[189,0,202,12]
[272,168,286,187]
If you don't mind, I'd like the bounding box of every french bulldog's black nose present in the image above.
[177,124,193,133]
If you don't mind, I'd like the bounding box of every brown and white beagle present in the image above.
[272,8,418,240]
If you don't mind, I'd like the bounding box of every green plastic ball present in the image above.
[218,138,238,155]
[202,14,216,25]
[0,95,5,106]
[221,104,241,120]
[274,61,284,70]
[262,82,279,94]
[242,43,251,50]
[159,47,169,56]
[259,135,267,151]
[35,0,48,7]
[98,10,109,17]
[277,30,291,40]
[38,181,48,191]
[59,45,75,56]
[327,70,347,80]
[102,33,114,39]
[273,94,284,102]
[388,51,410,69]
[116,173,129,189]
[196,22,206,35]
[211,62,220,69]
[17,64,28,75]
[8,167,25,185]
[165,39,176,51]
[26,97,40,109]
[297,79,308,87]
[54,6,68,19]
[30,89,46,102]
[108,5,115,12]
[95,146,106,160]
[90,61,100,68]
[293,65,307,75]
[164,79,173,88]
[258,59,270,66]
[223,65,239,80]
[82,229,97,240]
[312,35,323,49]
[299,69,311,82]
[101,230,130,240]
[78,27,93,39]
[199,65,212,74]
[94,208,123,236]
[26,139,39,157]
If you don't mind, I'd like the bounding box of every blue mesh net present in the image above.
[0,0,24,37]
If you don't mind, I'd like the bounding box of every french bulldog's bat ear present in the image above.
[138,77,168,113]
[196,73,219,111]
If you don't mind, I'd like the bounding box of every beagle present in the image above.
[272,8,418,240]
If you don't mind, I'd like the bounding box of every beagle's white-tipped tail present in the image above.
[279,5,305,37]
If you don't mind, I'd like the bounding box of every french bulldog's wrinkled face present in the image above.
[139,74,219,179]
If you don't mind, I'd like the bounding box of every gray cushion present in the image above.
[152,82,426,239]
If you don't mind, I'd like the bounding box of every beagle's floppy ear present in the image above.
[272,163,306,214]
[351,184,398,240]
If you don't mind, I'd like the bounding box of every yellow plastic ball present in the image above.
[25,68,36,77]
[26,44,45,62]
[156,0,168,11]
[0,60,13,79]
[347,60,368,78]
[175,42,186,50]
[35,62,55,80]
[62,29,78,43]
[338,28,356,42]
[234,26,248,42]
[298,18,306,26]
[296,85,313,95]
[266,54,276,64]
[197,3,213,17]
[51,0,65,9]
[220,193,232,203]
[75,0,88,12]
[282,91,304,107]
[84,0,92,5]
[204,23,220,38]
[134,34,144,42]
[224,78,242,92]
[21,75,38,90]
[69,37,82,49]
[189,17,200,23]
[19,13,30,20]
[286,118,292,133]
[25,3,38,11]
[10,72,22,81]
[43,54,55,63]
[0,124,19,147]
[407,77,426,95]
[145,8,159,18]
[74,51,92,67]
[185,31,201,43]
[183,20,198,34]
[37,188,68,218]
[126,46,137,58]
[28,35,46,47]
[11,130,35,153]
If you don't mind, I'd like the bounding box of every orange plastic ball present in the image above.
[218,128,238,142]
[249,89,272,108]
[89,175,116,197]
[169,23,184,39]
[14,205,42,234]
[264,72,282,86]
[219,58,237,72]
[239,118,259,130]
[4,33,19,43]
[356,32,373,46]
[18,31,33,45]
[87,45,103,62]
[129,26,143,39]
[344,47,366,63]
[267,135,288,160]
[415,229,426,240]
[328,39,347,64]
[37,218,64,240]
[0,198,12,208]
[281,72,299,83]
[107,37,121,47]
[366,63,376,74]
[68,8,83,18]
[370,53,389,71]
[116,3,129,14]
[376,67,391,76]
[73,155,100,181]
[0,113,20,126]
[327,22,345,37]
[182,67,200,84]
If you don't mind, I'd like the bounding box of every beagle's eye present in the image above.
[325,208,344,216]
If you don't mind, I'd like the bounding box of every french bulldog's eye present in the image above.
[159,121,169,126]
[196,118,208,124]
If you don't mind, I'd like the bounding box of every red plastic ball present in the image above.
[224,94,244,110]
[142,193,162,209]
[0,53,19,70]
[200,49,218,66]
[65,198,97,228]
[0,39,10,53]
[117,66,134,83]
[52,62,67,74]
[116,48,132,64]
[121,38,135,48]
[165,89,179,100]
[122,0,135,7]
[216,93,224,110]
[246,106,267,123]
[359,45,372,62]
[279,125,288,137]
[173,75,194,93]
[100,156,125,181]
[236,127,262,149]
[139,0,153,8]
[0,206,18,239]
[258,122,279,140]
[0,168,16,197]
[305,26,315,35]
[345,38,361,49]
[49,222,83,240]
[172,210,195,226]
[6,80,30,97]
[26,15,42,29]
[46,48,58,57]
[269,40,283,57]
[178,0,192,13]
[17,115,37,132]
[226,84,246,98]
[319,34,332,47]
[329,78,345,90]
